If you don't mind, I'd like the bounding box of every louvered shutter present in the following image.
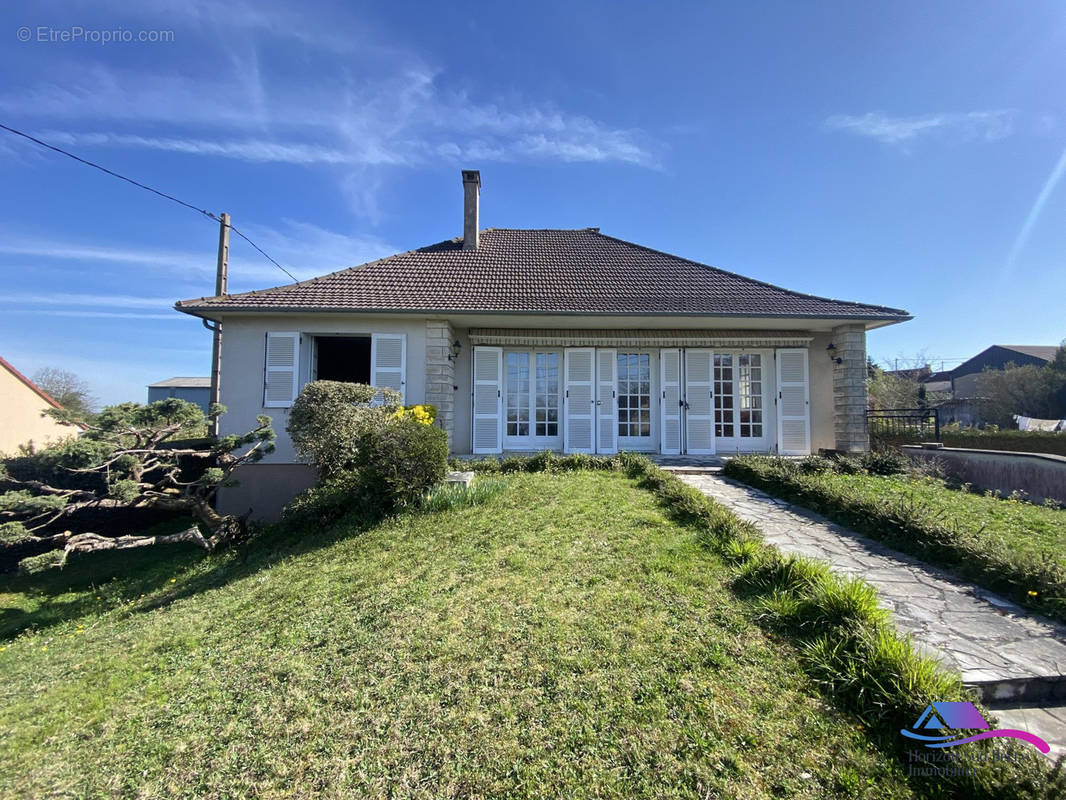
[684,349,715,455]
[776,348,810,455]
[595,349,617,454]
[564,348,595,454]
[264,332,300,408]
[660,349,682,455]
[371,333,406,402]
[472,347,502,454]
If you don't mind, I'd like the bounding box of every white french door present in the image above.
[713,351,771,453]
[616,351,656,451]
[504,349,562,450]
[657,348,777,455]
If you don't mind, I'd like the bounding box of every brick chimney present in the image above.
[462,169,480,250]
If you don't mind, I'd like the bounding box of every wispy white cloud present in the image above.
[3,309,183,320]
[0,238,211,274]
[0,291,177,309]
[0,221,398,292]
[2,53,657,174]
[36,132,364,166]
[824,110,1016,146]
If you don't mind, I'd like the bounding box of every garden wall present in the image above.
[903,445,1066,505]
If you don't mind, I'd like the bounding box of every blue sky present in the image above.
[1,0,1064,405]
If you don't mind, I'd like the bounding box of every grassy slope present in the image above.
[0,472,914,799]
[816,473,1065,564]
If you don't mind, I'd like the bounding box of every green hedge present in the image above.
[450,452,1060,797]
[941,429,1066,456]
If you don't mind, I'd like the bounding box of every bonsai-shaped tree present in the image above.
[0,399,275,565]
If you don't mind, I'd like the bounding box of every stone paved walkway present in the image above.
[677,472,1066,755]
[678,473,1066,693]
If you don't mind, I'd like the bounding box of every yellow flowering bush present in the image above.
[392,404,437,425]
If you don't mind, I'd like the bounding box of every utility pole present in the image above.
[207,213,229,436]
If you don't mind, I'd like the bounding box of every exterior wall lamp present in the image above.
[448,339,462,361]
[826,343,843,365]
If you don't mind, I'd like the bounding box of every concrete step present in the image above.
[658,465,723,475]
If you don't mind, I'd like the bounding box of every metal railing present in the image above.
[866,407,940,442]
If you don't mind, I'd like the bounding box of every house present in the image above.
[920,370,953,394]
[949,345,1059,399]
[147,377,212,413]
[175,171,911,518]
[0,356,71,455]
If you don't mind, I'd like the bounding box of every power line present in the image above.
[227,224,297,283]
[0,122,298,283]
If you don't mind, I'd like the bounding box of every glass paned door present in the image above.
[505,352,530,436]
[534,352,560,437]
[737,354,764,439]
[618,352,654,448]
[713,351,768,451]
[505,350,561,448]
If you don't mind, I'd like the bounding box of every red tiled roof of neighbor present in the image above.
[176,228,911,320]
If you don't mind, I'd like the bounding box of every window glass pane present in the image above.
[506,352,530,438]
[714,353,734,438]
[617,352,651,438]
[532,352,560,439]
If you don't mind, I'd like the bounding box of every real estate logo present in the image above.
[900,701,1049,753]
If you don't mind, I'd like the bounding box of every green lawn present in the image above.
[816,472,1066,563]
[0,471,916,799]
[723,457,1066,622]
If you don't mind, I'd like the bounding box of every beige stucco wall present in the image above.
[807,330,837,453]
[0,367,71,455]
[213,314,849,461]
[216,315,429,463]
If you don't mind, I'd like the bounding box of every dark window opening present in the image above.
[315,336,371,383]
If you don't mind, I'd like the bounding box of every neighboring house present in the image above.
[920,370,953,394]
[147,377,212,412]
[950,345,1059,399]
[0,356,70,454]
[175,171,911,518]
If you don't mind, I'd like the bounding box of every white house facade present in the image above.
[176,171,909,518]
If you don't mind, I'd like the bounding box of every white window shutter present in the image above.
[472,346,502,454]
[776,348,811,455]
[595,349,617,454]
[264,331,300,408]
[660,349,681,455]
[564,348,595,454]
[685,349,715,455]
[371,333,406,402]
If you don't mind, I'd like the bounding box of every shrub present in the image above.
[287,381,401,478]
[17,550,65,574]
[941,428,1066,457]
[859,448,909,476]
[797,455,835,475]
[282,471,366,529]
[351,417,449,513]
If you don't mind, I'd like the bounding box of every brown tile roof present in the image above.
[176,228,911,320]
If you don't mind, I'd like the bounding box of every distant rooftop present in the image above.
[997,345,1059,361]
[148,377,211,388]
